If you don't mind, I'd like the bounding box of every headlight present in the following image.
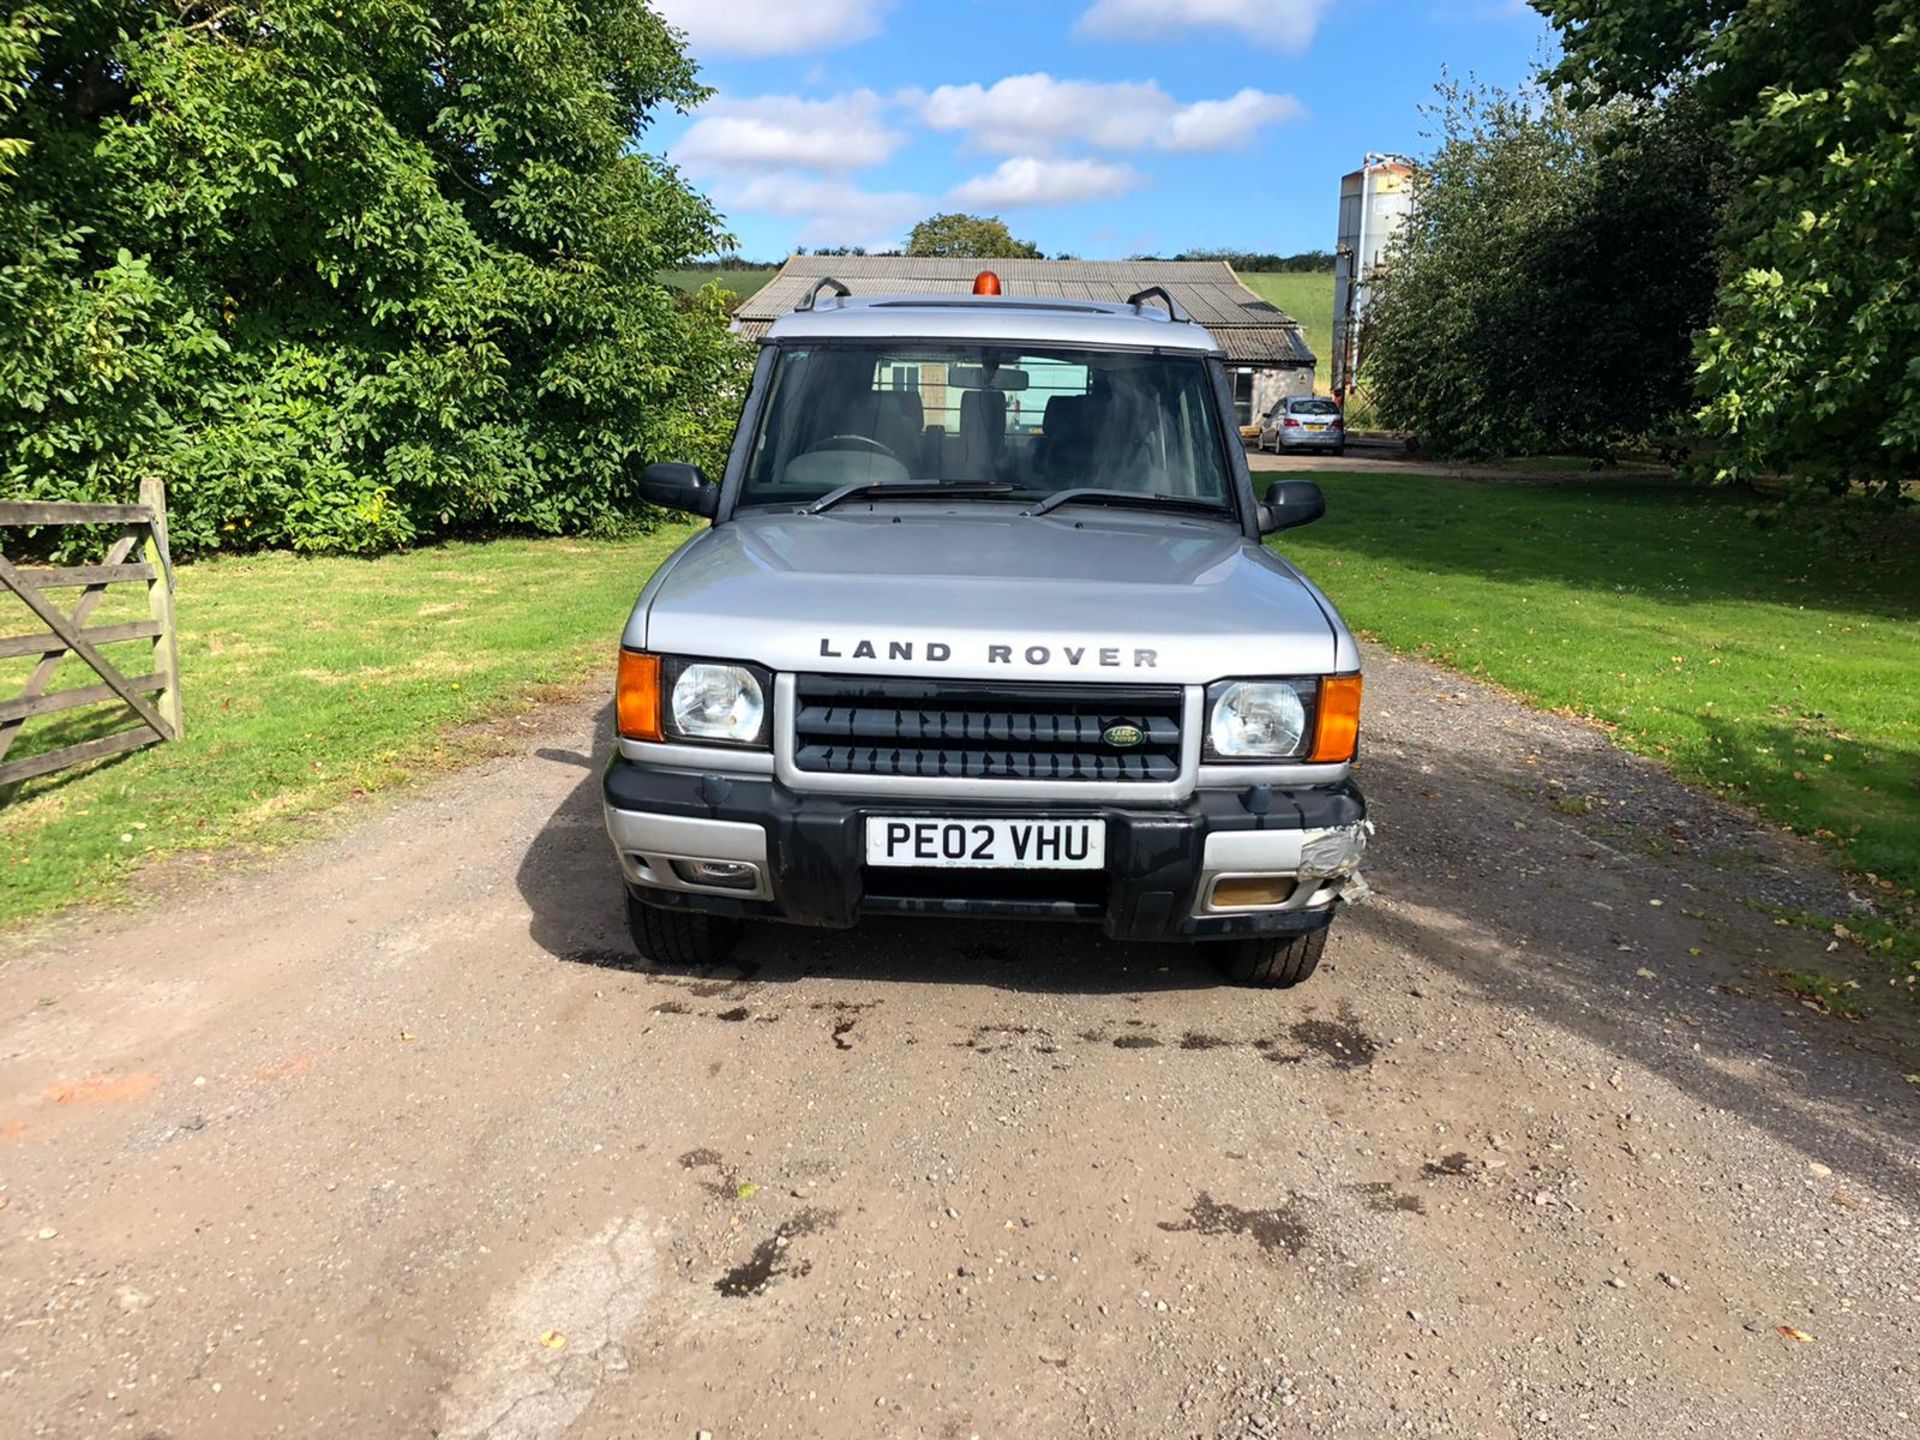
[1206,679,1313,760]
[665,659,770,746]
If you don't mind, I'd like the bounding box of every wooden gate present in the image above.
[0,477,183,788]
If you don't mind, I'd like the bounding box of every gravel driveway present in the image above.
[1,647,1914,1439]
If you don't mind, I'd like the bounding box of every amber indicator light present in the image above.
[616,649,663,741]
[1310,674,1363,763]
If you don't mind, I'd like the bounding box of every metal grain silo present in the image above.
[1332,155,1414,398]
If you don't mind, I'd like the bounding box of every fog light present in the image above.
[670,859,760,891]
[1211,875,1296,909]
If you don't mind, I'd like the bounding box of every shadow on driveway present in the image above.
[1346,677,1920,1207]
[512,701,1219,996]
[513,674,1920,1201]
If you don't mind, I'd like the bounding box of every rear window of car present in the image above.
[1288,398,1341,416]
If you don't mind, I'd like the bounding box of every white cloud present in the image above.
[1076,0,1330,53]
[710,174,925,248]
[1430,0,1531,20]
[651,0,889,58]
[947,157,1142,209]
[1165,88,1307,149]
[672,92,903,174]
[915,74,1303,155]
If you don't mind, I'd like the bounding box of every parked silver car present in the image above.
[1259,396,1345,455]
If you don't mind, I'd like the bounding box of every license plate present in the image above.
[865,817,1104,869]
[1304,423,1328,432]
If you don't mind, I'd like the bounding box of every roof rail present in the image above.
[794,276,851,313]
[1126,285,1190,322]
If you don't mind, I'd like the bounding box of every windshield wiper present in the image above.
[1024,488,1231,519]
[805,481,1015,515]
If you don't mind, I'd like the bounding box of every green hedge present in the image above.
[0,1,750,556]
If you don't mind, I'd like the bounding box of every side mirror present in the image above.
[641,462,719,519]
[1258,479,1326,535]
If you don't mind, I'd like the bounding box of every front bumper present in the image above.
[603,759,1367,943]
[1279,427,1343,448]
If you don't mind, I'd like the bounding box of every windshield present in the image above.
[737,344,1234,512]
[1289,398,1340,416]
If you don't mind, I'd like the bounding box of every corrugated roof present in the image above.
[734,256,1314,368]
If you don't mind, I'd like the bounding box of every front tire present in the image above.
[1216,925,1328,988]
[625,889,742,967]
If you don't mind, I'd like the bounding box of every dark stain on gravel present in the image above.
[650,1000,691,1015]
[716,1207,838,1298]
[715,1006,751,1022]
[815,1000,877,1049]
[1179,1032,1234,1050]
[1289,1002,1378,1069]
[686,963,762,998]
[1252,1038,1307,1065]
[957,1023,1045,1053]
[1167,1031,1308,1062]
[1113,1034,1163,1050]
[679,1148,722,1170]
[1160,1192,1308,1257]
[1351,1181,1426,1215]
[563,948,633,969]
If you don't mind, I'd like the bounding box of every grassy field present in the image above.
[1472,455,1668,475]
[0,531,695,927]
[1239,271,1335,393]
[1280,472,1920,992]
[664,267,779,306]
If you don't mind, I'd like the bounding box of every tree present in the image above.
[0,1,749,554]
[906,214,1042,260]
[1362,80,1728,459]
[1538,0,1919,494]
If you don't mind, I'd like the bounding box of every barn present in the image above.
[734,256,1318,429]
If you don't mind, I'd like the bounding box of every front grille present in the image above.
[791,675,1184,782]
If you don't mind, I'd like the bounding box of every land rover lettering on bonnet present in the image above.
[818,638,1159,669]
[603,273,1369,987]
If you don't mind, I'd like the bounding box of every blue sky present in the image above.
[645,0,1556,260]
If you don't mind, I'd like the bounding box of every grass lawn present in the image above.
[0,530,696,928]
[664,266,779,307]
[1471,455,1669,475]
[1278,472,1920,991]
[1239,272,1334,393]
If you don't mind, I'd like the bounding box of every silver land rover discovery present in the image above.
[602,276,1369,987]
